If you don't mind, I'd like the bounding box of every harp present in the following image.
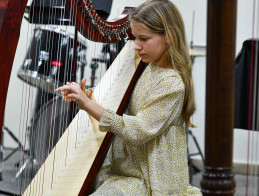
[0,0,146,195]
[1,0,249,195]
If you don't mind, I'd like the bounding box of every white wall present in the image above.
[3,0,258,166]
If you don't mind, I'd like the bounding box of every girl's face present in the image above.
[131,21,169,67]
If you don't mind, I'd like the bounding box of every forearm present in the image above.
[99,109,165,146]
[83,99,105,122]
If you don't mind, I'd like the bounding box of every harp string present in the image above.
[27,1,46,193]
[17,0,68,192]
[251,5,259,193]
[19,0,43,192]
[245,0,259,195]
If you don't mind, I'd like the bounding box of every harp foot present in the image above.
[201,166,236,195]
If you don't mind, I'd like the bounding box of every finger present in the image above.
[65,94,78,103]
[55,84,67,92]
[56,86,75,97]
[65,95,76,102]
[62,96,71,103]
[85,89,92,98]
[63,90,70,96]
[55,86,66,93]
[66,82,71,85]
[81,78,86,93]
[55,88,61,92]
[56,85,71,92]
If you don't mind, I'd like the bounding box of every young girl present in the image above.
[56,0,201,195]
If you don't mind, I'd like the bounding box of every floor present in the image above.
[0,148,258,195]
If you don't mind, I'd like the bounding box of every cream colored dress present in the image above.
[91,63,201,196]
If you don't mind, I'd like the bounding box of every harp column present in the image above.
[200,0,237,195]
[0,0,27,143]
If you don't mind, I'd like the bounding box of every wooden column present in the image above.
[200,0,237,195]
[0,0,27,143]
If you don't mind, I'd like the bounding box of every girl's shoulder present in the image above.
[149,63,180,77]
[150,64,183,83]
[146,64,184,93]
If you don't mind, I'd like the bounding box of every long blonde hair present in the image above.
[130,0,196,127]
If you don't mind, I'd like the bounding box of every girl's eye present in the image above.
[140,38,147,41]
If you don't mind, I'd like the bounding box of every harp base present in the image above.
[201,166,236,195]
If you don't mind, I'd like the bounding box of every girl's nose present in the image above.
[134,41,142,51]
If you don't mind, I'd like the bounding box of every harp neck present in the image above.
[65,0,133,42]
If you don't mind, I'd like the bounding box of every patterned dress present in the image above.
[91,63,201,195]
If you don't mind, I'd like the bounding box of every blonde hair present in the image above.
[130,0,196,127]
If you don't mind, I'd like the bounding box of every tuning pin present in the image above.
[116,35,121,41]
[124,30,129,39]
